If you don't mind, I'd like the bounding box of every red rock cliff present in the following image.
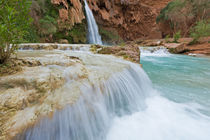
[86,0,171,41]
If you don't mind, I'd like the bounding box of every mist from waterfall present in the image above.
[84,0,102,45]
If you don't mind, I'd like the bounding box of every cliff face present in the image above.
[86,0,171,41]
[29,0,87,43]
[156,0,210,38]
[29,0,171,43]
[51,0,85,29]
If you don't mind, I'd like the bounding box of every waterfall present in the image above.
[15,59,210,140]
[14,50,210,140]
[16,63,154,140]
[84,0,103,45]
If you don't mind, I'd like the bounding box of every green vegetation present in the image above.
[165,35,170,43]
[54,20,87,44]
[27,0,87,43]
[190,19,210,44]
[0,0,32,64]
[29,0,59,41]
[69,21,87,43]
[99,26,124,44]
[39,15,57,37]
[24,25,40,43]
[173,31,181,43]
[157,0,210,37]
[156,0,185,24]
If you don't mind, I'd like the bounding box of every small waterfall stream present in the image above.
[84,0,102,45]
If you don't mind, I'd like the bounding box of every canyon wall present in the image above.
[29,0,87,43]
[29,0,171,43]
[86,0,171,41]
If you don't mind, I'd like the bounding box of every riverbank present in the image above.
[131,37,210,56]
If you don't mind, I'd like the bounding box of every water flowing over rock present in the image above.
[84,0,103,45]
[0,45,143,139]
[15,58,152,140]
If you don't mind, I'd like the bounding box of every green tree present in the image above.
[0,0,32,64]
[190,19,210,44]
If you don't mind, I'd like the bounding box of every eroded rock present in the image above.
[0,48,131,139]
[87,0,171,40]
[91,44,140,63]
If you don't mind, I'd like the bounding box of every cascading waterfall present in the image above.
[15,52,210,140]
[84,0,102,45]
[16,63,154,140]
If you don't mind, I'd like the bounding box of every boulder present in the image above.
[164,43,187,54]
[59,39,69,44]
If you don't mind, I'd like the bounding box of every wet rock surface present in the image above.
[0,45,132,139]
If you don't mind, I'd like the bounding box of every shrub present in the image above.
[39,15,57,37]
[190,19,210,44]
[173,31,181,43]
[165,35,170,43]
[156,0,184,23]
[157,0,210,35]
[99,26,124,44]
[0,0,32,64]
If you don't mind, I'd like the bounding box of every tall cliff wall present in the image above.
[86,0,171,41]
[29,0,171,43]
[29,0,87,43]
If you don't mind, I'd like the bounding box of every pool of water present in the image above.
[141,48,210,115]
[18,47,210,140]
[106,48,210,140]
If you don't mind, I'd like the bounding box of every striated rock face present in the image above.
[86,0,171,41]
[51,0,85,29]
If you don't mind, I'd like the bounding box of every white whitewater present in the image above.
[17,63,153,140]
[140,47,171,57]
[17,60,210,140]
[84,0,102,45]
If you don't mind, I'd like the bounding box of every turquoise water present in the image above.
[20,48,210,140]
[107,49,210,140]
[141,48,210,115]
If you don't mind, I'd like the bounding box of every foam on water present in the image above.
[16,48,210,140]
[107,96,210,140]
[140,47,171,57]
[16,63,154,140]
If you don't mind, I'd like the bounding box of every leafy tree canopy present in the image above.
[0,0,32,64]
